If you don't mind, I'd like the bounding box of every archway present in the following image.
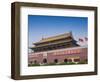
[64,59,68,63]
[54,59,58,63]
[43,58,47,63]
[34,60,37,64]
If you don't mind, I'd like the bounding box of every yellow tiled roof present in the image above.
[34,32,72,44]
[32,39,72,48]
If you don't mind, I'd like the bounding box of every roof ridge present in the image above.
[41,32,71,40]
[34,32,72,44]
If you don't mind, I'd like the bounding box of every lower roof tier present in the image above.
[31,42,79,52]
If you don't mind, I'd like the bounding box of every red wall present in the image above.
[28,46,87,64]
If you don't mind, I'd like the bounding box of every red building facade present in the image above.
[28,32,87,65]
[28,46,87,65]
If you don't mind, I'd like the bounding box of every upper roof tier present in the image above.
[34,32,73,45]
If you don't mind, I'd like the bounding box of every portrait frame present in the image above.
[11,2,98,80]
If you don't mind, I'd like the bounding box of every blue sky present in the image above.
[28,15,88,47]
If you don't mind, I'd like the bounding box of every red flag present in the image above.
[79,38,83,42]
[85,37,88,41]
